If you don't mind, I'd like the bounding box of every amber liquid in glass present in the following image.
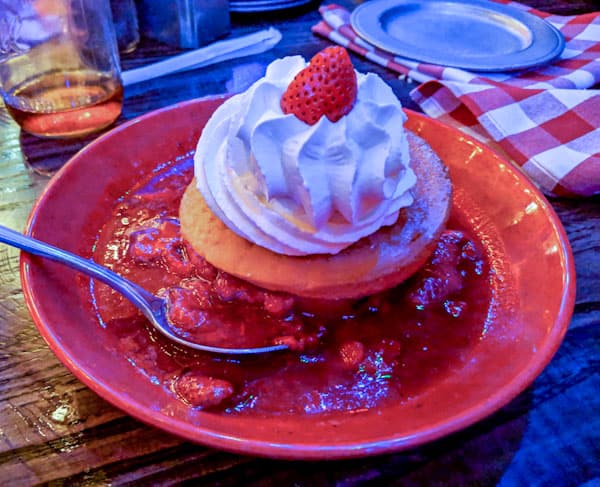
[4,70,123,138]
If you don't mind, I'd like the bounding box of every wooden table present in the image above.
[1,1,598,484]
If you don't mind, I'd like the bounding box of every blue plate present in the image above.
[229,0,312,12]
[350,0,565,72]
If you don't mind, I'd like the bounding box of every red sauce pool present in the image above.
[89,156,492,415]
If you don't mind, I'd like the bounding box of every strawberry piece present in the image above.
[280,47,357,125]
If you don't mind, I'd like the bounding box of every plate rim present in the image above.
[20,96,576,460]
[229,0,312,13]
[350,0,565,72]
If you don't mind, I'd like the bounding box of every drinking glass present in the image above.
[0,0,123,138]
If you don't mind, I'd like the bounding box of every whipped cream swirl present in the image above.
[194,56,416,256]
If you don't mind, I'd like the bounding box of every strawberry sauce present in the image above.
[89,156,491,415]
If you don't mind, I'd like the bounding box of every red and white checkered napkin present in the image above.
[312,1,600,197]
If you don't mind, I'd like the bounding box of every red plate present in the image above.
[20,96,575,460]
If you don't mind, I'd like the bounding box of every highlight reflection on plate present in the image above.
[351,0,565,71]
[21,97,574,460]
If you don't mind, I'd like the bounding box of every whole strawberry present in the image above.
[280,47,358,125]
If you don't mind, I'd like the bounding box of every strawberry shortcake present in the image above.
[180,47,451,300]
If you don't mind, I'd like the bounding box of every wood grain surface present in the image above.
[1,1,598,485]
